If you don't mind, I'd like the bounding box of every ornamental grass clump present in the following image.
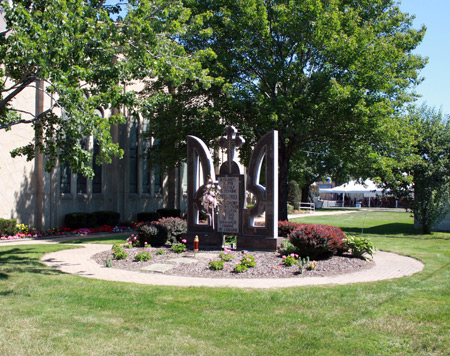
[289,224,346,259]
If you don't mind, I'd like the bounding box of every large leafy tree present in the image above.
[409,106,450,234]
[176,0,426,220]
[0,0,212,177]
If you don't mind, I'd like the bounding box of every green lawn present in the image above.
[0,211,448,356]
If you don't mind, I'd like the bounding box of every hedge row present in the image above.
[137,208,181,223]
[65,211,120,230]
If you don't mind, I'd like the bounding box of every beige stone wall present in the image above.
[0,81,38,226]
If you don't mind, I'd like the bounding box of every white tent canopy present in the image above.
[320,179,383,197]
[319,179,385,207]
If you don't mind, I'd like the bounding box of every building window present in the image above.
[60,162,71,194]
[129,117,139,194]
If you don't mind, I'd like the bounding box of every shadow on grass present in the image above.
[61,234,129,244]
[0,247,64,280]
[342,223,450,240]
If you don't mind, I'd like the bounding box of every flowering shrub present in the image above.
[171,239,187,253]
[219,250,234,262]
[289,224,346,258]
[282,253,299,266]
[239,252,256,268]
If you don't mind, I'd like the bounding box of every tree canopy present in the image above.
[150,0,427,219]
[0,0,213,177]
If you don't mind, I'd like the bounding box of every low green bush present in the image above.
[209,260,224,270]
[112,243,127,260]
[134,251,151,262]
[345,235,376,258]
[0,218,17,236]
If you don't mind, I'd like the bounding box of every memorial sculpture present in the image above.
[186,126,280,251]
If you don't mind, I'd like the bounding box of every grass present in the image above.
[0,211,448,355]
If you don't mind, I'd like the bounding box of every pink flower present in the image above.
[243,251,248,255]
[246,258,251,262]
[182,239,187,244]
[144,241,148,245]
[282,255,286,259]
[290,253,295,258]
[279,248,284,252]
[295,254,299,258]
[255,255,260,259]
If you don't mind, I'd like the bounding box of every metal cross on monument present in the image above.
[218,126,245,174]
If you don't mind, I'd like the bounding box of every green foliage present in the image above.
[156,249,165,255]
[219,251,234,262]
[345,235,376,258]
[411,106,450,233]
[0,219,17,236]
[105,255,112,268]
[281,254,298,267]
[0,0,213,177]
[288,181,301,209]
[239,253,256,268]
[233,263,248,273]
[134,251,151,262]
[181,0,426,220]
[111,243,127,260]
[171,242,186,254]
[208,260,224,270]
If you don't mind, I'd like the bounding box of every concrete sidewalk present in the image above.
[34,243,423,289]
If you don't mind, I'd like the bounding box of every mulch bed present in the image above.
[93,245,373,279]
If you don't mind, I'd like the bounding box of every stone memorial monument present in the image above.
[186,126,280,251]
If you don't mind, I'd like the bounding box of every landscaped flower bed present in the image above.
[93,244,372,279]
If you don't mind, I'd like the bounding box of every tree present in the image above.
[180,0,426,220]
[0,0,213,177]
[288,180,301,209]
[410,106,450,234]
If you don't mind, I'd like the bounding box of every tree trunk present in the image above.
[301,185,311,203]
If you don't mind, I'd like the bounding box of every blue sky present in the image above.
[398,0,450,115]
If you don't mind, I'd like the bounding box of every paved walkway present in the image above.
[1,233,424,289]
